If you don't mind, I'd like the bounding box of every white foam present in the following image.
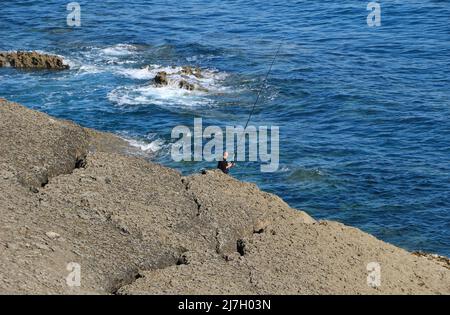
[101,44,137,56]
[117,65,183,80]
[55,53,104,75]
[36,47,233,108]
[60,44,140,75]
[126,138,165,153]
[61,56,77,69]
[109,64,231,108]
[108,84,212,108]
[117,64,228,87]
[79,64,104,75]
[278,166,291,173]
[118,66,156,80]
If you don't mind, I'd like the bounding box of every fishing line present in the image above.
[244,43,282,130]
[233,43,282,163]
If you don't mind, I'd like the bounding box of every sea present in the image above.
[0,0,449,256]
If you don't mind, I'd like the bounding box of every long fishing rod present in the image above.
[244,43,282,130]
[232,43,282,164]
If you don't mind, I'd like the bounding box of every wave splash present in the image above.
[60,44,232,108]
[109,64,229,108]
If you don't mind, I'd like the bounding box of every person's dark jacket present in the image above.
[217,159,230,174]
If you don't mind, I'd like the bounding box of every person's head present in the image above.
[223,151,229,160]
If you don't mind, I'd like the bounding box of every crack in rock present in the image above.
[182,178,202,216]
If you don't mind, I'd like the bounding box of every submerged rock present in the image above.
[0,51,69,70]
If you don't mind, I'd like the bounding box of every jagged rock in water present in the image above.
[0,51,69,70]
[151,66,208,92]
[2,99,449,295]
[154,71,168,86]
[181,66,202,78]
[178,79,195,91]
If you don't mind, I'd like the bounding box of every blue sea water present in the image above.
[0,1,449,256]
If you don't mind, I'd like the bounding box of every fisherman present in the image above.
[217,44,281,175]
[217,151,235,174]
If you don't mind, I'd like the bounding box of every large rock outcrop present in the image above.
[0,51,69,70]
[0,99,449,294]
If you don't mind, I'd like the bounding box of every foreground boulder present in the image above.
[0,51,69,70]
[0,99,449,294]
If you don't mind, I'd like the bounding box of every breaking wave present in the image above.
[61,44,140,75]
[118,133,172,159]
[100,44,138,57]
[58,44,232,107]
[125,138,166,153]
[107,84,213,107]
[109,64,230,108]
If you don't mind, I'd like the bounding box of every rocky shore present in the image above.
[0,98,449,294]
